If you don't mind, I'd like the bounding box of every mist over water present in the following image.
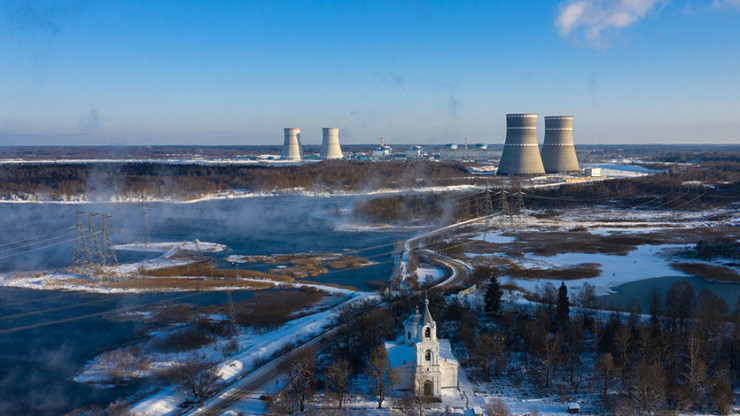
[0,195,409,282]
[0,195,413,415]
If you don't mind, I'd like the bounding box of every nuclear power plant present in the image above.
[540,116,580,173]
[320,127,343,160]
[497,114,546,176]
[281,128,303,161]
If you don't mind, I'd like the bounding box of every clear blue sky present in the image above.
[1,0,739,145]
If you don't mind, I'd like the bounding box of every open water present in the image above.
[0,196,410,415]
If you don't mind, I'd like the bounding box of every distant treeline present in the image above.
[353,159,740,223]
[0,161,470,200]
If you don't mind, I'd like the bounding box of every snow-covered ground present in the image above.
[0,240,226,293]
[129,293,376,416]
[500,244,686,296]
[457,208,740,296]
[471,232,516,244]
[0,184,488,204]
[416,266,446,284]
[113,241,227,255]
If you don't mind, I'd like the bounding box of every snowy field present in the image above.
[500,244,687,295]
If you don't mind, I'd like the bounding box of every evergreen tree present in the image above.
[485,272,504,317]
[555,282,570,327]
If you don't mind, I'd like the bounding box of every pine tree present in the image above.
[485,273,504,317]
[555,282,570,327]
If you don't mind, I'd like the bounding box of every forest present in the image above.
[353,158,740,224]
[251,273,738,415]
[0,161,469,200]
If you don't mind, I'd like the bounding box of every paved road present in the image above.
[422,248,472,288]
[190,218,484,415]
[405,216,484,288]
[189,327,340,416]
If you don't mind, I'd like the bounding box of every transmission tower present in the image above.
[74,211,85,267]
[510,190,526,227]
[480,188,495,237]
[141,202,150,248]
[495,190,511,227]
[483,188,495,218]
[100,214,118,265]
[86,212,99,267]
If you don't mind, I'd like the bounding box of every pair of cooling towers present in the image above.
[281,127,343,161]
[497,114,580,175]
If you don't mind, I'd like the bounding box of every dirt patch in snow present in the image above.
[670,262,740,282]
[508,262,602,280]
[200,289,329,328]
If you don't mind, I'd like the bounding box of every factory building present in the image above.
[320,127,343,160]
[405,145,425,159]
[280,128,303,161]
[497,114,546,176]
[372,137,393,159]
[439,143,501,161]
[540,116,580,173]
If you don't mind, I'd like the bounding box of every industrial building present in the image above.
[439,143,501,162]
[405,145,425,159]
[540,116,580,173]
[320,127,343,160]
[372,137,393,159]
[497,114,546,176]
[280,128,303,161]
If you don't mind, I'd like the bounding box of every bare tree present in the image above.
[412,384,431,416]
[535,332,562,388]
[173,357,222,405]
[614,325,632,385]
[365,345,397,409]
[325,357,351,409]
[595,353,615,399]
[485,398,512,416]
[281,347,316,412]
[709,370,734,415]
[563,319,585,392]
[575,282,598,319]
[682,330,707,407]
[632,358,666,415]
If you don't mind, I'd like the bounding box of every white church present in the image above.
[384,298,459,399]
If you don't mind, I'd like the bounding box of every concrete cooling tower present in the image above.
[281,128,303,160]
[541,116,580,173]
[497,114,546,176]
[320,127,343,160]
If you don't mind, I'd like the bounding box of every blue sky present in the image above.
[1,0,739,145]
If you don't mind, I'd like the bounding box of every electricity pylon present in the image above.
[101,214,118,265]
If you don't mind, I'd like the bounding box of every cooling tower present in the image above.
[281,128,303,161]
[541,116,580,173]
[320,127,343,160]
[497,114,546,176]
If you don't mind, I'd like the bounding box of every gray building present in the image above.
[540,116,580,173]
[497,114,546,176]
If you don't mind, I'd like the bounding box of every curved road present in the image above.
[405,215,485,289]
[190,217,484,415]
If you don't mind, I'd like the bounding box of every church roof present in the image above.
[404,305,421,326]
[384,341,415,369]
[421,297,435,326]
